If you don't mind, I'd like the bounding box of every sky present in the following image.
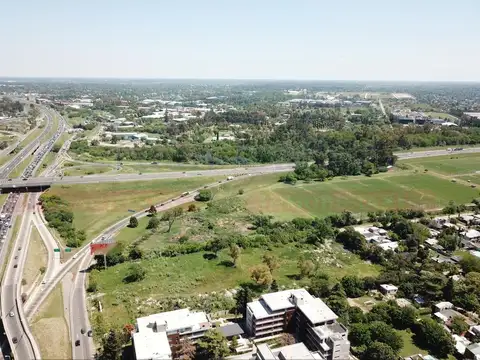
[1,0,479,81]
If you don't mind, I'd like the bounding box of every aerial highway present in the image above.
[0,105,65,359]
[1,147,480,190]
[1,195,40,360]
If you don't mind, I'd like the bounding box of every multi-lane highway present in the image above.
[1,195,40,360]
[0,105,65,360]
[1,147,480,190]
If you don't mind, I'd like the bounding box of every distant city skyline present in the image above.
[1,0,479,81]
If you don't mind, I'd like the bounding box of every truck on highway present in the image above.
[227,176,234,181]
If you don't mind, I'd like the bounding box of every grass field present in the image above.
[398,153,480,175]
[18,127,43,149]
[23,226,47,291]
[212,172,478,220]
[31,285,70,360]
[63,165,114,176]
[47,176,223,239]
[398,330,427,358]
[117,163,237,174]
[8,154,34,178]
[95,242,380,328]
[423,111,458,121]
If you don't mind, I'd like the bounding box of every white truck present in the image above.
[227,176,234,181]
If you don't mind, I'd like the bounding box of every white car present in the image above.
[8,311,14,317]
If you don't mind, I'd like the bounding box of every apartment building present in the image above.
[133,308,212,360]
[247,289,350,360]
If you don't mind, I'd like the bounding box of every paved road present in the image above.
[70,252,94,360]
[2,147,480,190]
[1,195,38,360]
[0,163,295,187]
[0,108,54,179]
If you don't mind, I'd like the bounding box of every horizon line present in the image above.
[1,76,480,84]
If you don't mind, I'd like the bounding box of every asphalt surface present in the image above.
[1,195,38,360]
[2,147,480,189]
[70,253,94,360]
[0,105,65,360]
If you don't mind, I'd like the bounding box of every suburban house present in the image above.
[464,343,480,359]
[379,284,399,296]
[247,289,350,360]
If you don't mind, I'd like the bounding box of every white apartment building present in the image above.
[247,289,350,360]
[133,308,211,360]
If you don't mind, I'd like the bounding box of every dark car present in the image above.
[81,328,86,334]
[87,330,93,337]
[12,337,18,344]
[13,264,17,269]
[75,339,80,346]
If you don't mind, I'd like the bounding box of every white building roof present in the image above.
[463,229,480,239]
[435,301,454,309]
[136,308,210,334]
[298,298,338,325]
[380,284,398,292]
[260,289,313,312]
[277,343,316,360]
[133,331,171,360]
[377,241,399,251]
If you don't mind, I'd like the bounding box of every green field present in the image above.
[398,153,480,175]
[423,111,458,121]
[47,177,223,239]
[63,165,114,176]
[212,172,477,220]
[95,242,380,328]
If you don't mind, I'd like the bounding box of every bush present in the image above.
[188,204,197,212]
[238,189,244,195]
[124,263,146,283]
[196,189,213,202]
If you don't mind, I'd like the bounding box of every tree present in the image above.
[148,205,157,215]
[460,253,480,273]
[298,259,315,278]
[250,265,273,287]
[124,263,146,283]
[197,329,230,360]
[122,323,135,342]
[146,216,160,230]
[207,237,229,257]
[450,316,469,335]
[230,336,239,353]
[271,279,279,292]
[262,253,280,274]
[234,286,253,318]
[196,189,213,202]
[188,204,197,212]
[128,216,138,228]
[309,275,330,298]
[341,275,365,298]
[335,227,366,254]
[443,277,455,302]
[229,244,241,266]
[177,337,196,360]
[161,207,184,232]
[442,200,458,216]
[362,342,397,360]
[414,318,455,358]
[278,333,295,346]
[128,246,143,260]
[98,329,122,360]
[368,321,403,352]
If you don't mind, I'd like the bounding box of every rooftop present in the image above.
[462,229,480,239]
[276,343,316,360]
[313,322,348,341]
[380,284,398,291]
[133,331,171,360]
[298,298,338,325]
[261,288,314,312]
[136,308,210,335]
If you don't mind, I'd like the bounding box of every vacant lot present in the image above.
[398,153,480,175]
[95,241,380,328]
[215,172,477,220]
[47,176,223,239]
[31,285,70,360]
